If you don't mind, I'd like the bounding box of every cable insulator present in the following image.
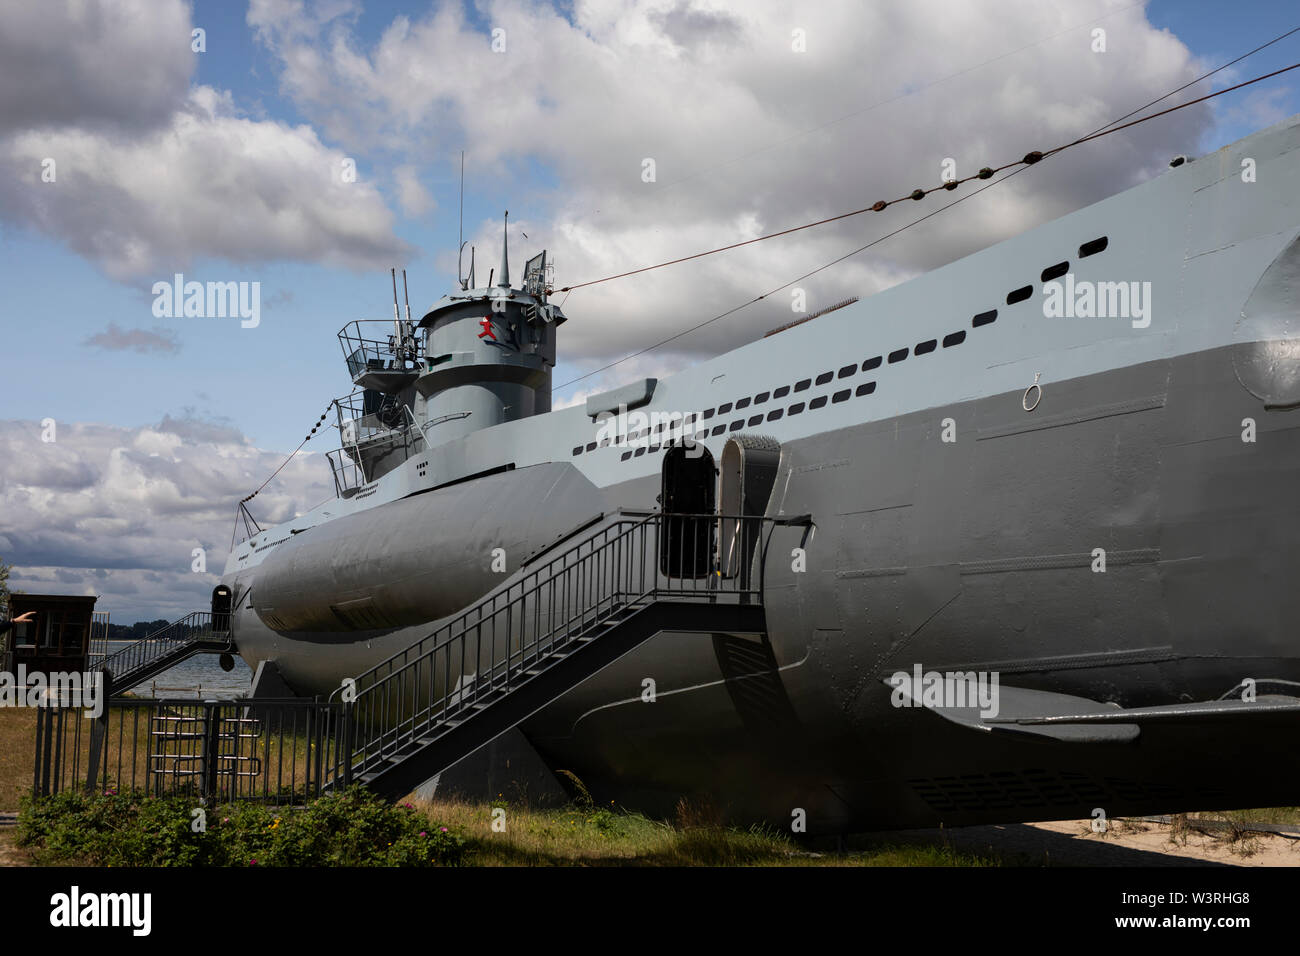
[1022,150,1043,165]
[909,189,924,201]
[871,201,887,212]
[943,180,959,190]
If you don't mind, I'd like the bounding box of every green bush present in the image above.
[18,787,464,867]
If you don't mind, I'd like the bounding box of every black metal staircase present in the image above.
[326,511,780,798]
[98,611,233,695]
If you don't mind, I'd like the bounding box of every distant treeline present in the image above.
[105,620,171,641]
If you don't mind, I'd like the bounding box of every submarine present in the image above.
[221,113,1300,830]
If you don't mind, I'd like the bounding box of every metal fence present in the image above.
[33,697,348,805]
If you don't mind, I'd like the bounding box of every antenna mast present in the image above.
[457,151,467,290]
[391,268,402,358]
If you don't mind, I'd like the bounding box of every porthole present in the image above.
[789,402,806,415]
[1006,285,1032,305]
[832,389,850,403]
[794,379,811,392]
[773,385,790,399]
[810,396,828,409]
[863,356,882,371]
[972,310,997,328]
[838,363,857,378]
[914,339,936,355]
[943,330,966,347]
[888,348,908,364]
[767,408,783,421]
[815,371,833,386]
[856,381,876,396]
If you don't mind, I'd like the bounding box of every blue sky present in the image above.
[3,1,1297,453]
[1,0,1297,621]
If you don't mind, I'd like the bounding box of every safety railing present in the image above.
[337,319,421,381]
[32,697,347,805]
[328,511,777,785]
[97,611,228,689]
[326,391,424,496]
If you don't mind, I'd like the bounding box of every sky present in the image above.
[1,0,1297,623]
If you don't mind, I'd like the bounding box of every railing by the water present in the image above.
[96,611,228,687]
[87,610,111,669]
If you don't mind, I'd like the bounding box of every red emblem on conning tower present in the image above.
[477,316,496,340]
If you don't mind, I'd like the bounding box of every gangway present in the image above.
[325,510,804,799]
[98,611,232,695]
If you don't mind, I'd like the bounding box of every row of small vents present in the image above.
[570,235,1110,460]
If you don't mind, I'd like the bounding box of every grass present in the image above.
[1192,807,1300,826]
[404,797,1004,866]
[0,709,38,810]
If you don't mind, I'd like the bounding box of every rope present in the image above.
[241,401,336,505]
[552,58,1300,296]
[553,40,1300,391]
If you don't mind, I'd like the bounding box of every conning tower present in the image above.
[415,213,567,445]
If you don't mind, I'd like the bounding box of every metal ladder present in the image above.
[326,511,788,798]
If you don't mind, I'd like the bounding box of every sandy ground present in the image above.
[902,817,1300,866]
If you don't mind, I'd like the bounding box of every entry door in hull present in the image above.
[660,442,717,578]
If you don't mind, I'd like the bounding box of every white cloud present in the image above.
[248,0,1214,380]
[0,0,411,280]
[394,164,437,217]
[0,417,331,623]
[0,0,192,132]
[84,323,182,355]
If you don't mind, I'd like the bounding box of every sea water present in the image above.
[99,640,252,699]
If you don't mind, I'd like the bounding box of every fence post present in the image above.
[342,701,354,789]
[84,706,108,794]
[202,702,221,801]
[32,707,46,799]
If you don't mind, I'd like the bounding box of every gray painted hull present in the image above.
[522,341,1300,828]
[223,114,1300,830]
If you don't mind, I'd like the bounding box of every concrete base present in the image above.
[414,727,569,807]
[244,659,301,733]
